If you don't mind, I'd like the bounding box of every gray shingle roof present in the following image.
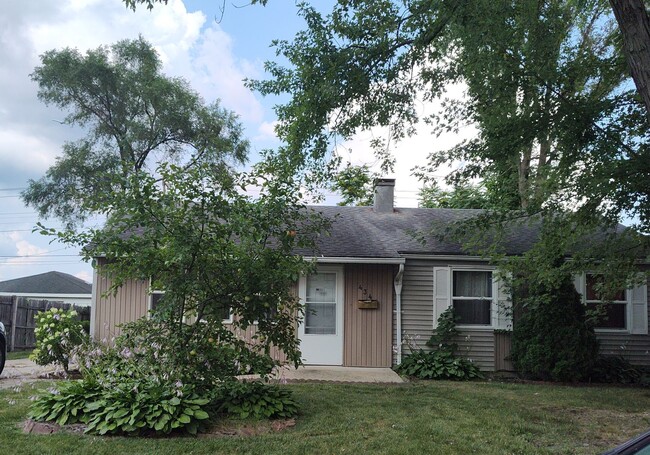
[300,206,541,258]
[0,271,91,294]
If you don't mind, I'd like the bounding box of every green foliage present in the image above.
[30,308,88,373]
[29,380,102,427]
[418,181,491,210]
[216,381,299,419]
[510,272,600,382]
[331,163,374,206]
[81,318,274,390]
[29,314,296,435]
[29,379,211,435]
[394,349,484,381]
[426,306,459,350]
[248,1,641,215]
[52,159,327,373]
[589,356,644,385]
[23,36,248,227]
[249,0,650,293]
[396,308,483,381]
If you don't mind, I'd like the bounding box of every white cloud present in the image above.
[181,25,264,123]
[9,232,48,257]
[256,121,279,141]
[335,83,477,207]
[75,270,92,283]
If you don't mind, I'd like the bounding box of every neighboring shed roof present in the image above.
[0,271,92,294]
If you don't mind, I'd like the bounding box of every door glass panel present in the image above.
[305,273,336,335]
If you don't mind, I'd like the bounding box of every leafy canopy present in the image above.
[24,36,248,227]
[51,158,328,368]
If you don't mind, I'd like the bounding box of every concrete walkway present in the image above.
[0,359,405,389]
[0,359,58,390]
[273,365,404,383]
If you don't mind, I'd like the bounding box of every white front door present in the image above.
[298,266,344,365]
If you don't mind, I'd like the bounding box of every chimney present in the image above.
[374,178,395,213]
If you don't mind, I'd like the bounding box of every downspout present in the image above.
[90,259,98,339]
[394,263,405,364]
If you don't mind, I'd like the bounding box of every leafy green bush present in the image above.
[510,275,599,382]
[395,307,484,380]
[29,380,102,426]
[80,318,275,391]
[395,349,483,380]
[30,307,88,373]
[216,380,299,419]
[29,378,211,435]
[30,316,297,435]
[590,355,642,384]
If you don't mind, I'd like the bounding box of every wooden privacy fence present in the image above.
[0,296,91,351]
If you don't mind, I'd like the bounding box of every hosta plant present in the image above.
[216,380,299,419]
[29,378,212,435]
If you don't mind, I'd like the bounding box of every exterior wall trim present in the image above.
[307,256,406,265]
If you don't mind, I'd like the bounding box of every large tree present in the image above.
[124,1,650,267]
[23,36,248,227]
[610,0,650,122]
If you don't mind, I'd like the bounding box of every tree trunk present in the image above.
[610,0,650,122]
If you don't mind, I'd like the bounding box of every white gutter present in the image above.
[399,254,488,262]
[306,256,406,265]
[394,263,405,364]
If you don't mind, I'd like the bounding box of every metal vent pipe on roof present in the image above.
[373,178,395,213]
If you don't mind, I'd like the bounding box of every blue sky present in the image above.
[0,0,469,283]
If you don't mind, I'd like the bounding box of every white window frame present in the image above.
[147,279,233,324]
[579,272,630,333]
[451,267,498,329]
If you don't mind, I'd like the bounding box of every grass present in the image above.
[1,380,650,454]
[7,350,33,361]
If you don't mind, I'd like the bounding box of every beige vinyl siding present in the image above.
[93,259,291,363]
[343,264,394,367]
[93,258,149,341]
[595,277,650,366]
[398,258,497,371]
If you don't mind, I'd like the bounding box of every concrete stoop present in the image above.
[272,365,405,384]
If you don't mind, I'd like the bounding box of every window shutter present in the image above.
[494,275,512,330]
[433,267,451,328]
[630,278,648,335]
[573,273,585,300]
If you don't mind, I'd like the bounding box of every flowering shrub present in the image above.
[79,318,275,390]
[30,308,88,373]
[29,316,299,435]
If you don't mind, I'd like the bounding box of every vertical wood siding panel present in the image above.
[343,264,393,367]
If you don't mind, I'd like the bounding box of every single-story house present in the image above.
[90,179,649,371]
[0,271,92,307]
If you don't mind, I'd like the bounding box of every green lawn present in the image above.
[7,350,33,361]
[1,380,649,454]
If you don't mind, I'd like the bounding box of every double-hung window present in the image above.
[574,272,648,334]
[584,273,627,330]
[452,270,494,326]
